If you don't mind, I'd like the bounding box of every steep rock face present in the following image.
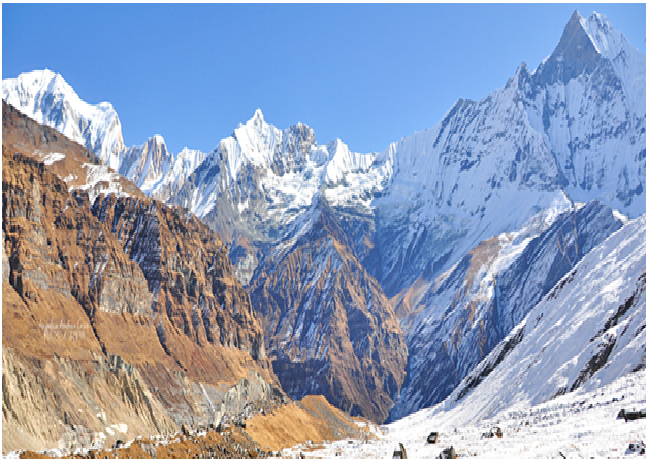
[2,150,177,452]
[2,104,279,453]
[91,193,266,366]
[228,235,260,286]
[249,198,407,423]
[534,10,602,85]
[431,215,645,425]
[389,201,624,421]
[2,150,154,326]
[118,135,170,190]
[144,147,206,202]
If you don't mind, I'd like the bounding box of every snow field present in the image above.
[288,371,646,459]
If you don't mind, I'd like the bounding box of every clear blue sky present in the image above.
[2,3,646,155]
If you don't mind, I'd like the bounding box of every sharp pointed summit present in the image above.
[570,8,582,21]
[534,9,601,85]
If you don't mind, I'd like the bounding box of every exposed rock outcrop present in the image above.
[250,197,407,423]
[1,102,280,453]
[91,193,267,365]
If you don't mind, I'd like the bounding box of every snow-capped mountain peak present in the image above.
[533,10,601,86]
[151,134,165,145]
[252,107,264,120]
[225,109,282,179]
[2,69,126,168]
[533,10,645,118]
[506,61,532,91]
[22,69,72,99]
[235,108,269,138]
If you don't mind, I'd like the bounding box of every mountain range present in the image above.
[2,9,645,449]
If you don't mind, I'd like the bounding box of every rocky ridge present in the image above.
[249,196,407,423]
[1,102,279,453]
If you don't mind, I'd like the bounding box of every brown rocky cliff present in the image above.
[2,102,279,453]
[2,151,155,348]
[250,198,408,423]
[2,150,178,452]
[90,193,271,384]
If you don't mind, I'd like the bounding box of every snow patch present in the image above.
[39,152,66,165]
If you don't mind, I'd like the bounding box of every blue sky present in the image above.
[2,3,646,155]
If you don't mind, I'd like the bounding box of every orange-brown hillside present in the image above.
[31,395,371,459]
[2,102,279,454]
[245,395,372,452]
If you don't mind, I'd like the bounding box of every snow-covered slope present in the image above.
[389,201,625,420]
[428,213,645,424]
[290,371,646,459]
[2,69,126,169]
